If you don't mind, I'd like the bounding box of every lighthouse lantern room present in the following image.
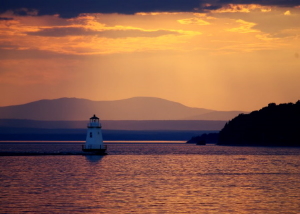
[82,114,107,154]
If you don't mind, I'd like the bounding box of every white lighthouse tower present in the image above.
[82,114,107,154]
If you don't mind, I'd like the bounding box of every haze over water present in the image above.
[1,143,300,213]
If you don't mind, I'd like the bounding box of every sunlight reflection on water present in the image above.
[0,143,300,213]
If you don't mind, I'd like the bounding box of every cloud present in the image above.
[210,4,272,13]
[27,27,98,37]
[0,17,14,21]
[178,17,211,25]
[0,13,199,56]
[0,0,204,18]
[1,0,299,18]
[26,27,181,38]
[218,0,300,7]
[227,19,258,33]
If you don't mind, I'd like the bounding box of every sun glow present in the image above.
[0,4,300,110]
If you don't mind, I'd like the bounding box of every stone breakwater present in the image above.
[0,152,107,156]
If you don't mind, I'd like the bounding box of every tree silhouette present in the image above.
[218,101,300,146]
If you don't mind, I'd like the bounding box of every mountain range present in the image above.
[0,97,245,121]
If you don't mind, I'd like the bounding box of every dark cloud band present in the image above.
[0,17,14,20]
[26,27,181,38]
[1,0,203,18]
[1,0,299,18]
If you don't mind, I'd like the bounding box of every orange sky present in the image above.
[0,4,300,111]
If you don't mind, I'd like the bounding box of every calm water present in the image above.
[1,142,300,213]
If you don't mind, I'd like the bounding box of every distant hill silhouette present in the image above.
[218,101,300,146]
[0,97,245,121]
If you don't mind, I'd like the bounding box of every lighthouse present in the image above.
[82,114,107,154]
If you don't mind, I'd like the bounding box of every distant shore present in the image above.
[0,130,219,141]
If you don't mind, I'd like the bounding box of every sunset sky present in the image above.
[0,0,299,111]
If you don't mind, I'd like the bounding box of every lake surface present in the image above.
[1,142,300,213]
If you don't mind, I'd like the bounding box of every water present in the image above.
[1,142,300,213]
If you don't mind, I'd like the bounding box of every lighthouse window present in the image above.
[90,132,92,138]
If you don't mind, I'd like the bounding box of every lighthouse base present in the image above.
[82,145,107,155]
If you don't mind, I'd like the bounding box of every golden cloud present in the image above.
[1,8,300,57]
[0,13,199,55]
[135,12,184,16]
[177,17,210,25]
[227,19,259,34]
[212,4,272,13]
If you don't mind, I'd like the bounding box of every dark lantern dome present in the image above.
[90,114,99,120]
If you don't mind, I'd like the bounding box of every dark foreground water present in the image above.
[1,142,300,213]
